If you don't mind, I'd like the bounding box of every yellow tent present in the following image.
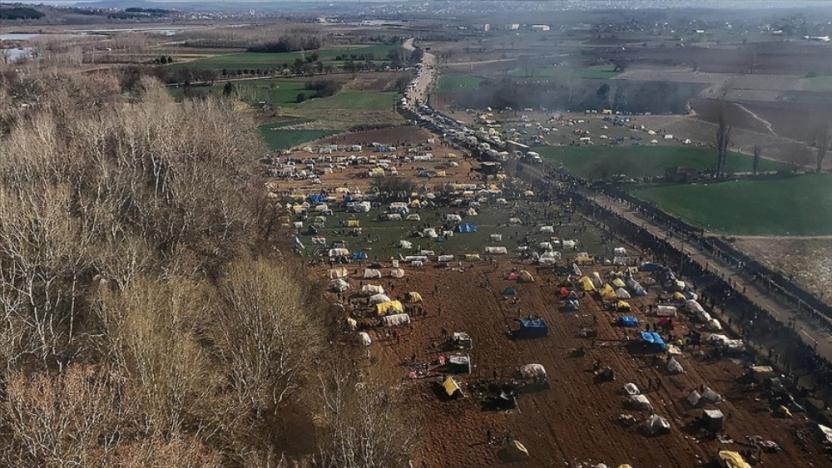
[718,451,751,468]
[435,170,446,177]
[376,300,404,316]
[579,276,596,292]
[406,292,423,303]
[443,376,462,397]
[465,254,481,261]
[672,292,686,301]
[616,300,631,312]
[600,284,617,300]
[346,219,360,228]
[774,405,793,418]
[291,204,305,215]
[612,278,626,288]
[575,252,593,265]
[518,270,535,283]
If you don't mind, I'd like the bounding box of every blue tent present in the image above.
[351,251,368,261]
[639,262,663,272]
[564,299,580,312]
[640,331,667,351]
[502,287,518,296]
[514,318,549,338]
[456,223,478,233]
[309,194,325,204]
[617,316,639,327]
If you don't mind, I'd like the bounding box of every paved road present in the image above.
[587,190,832,363]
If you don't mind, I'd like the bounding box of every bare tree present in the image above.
[752,145,762,176]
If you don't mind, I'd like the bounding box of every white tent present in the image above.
[422,228,438,239]
[562,240,577,249]
[707,318,723,331]
[361,284,385,295]
[687,390,703,407]
[666,358,685,374]
[446,214,462,222]
[390,268,405,278]
[330,279,349,292]
[485,246,508,255]
[640,414,671,436]
[540,226,555,233]
[358,332,372,346]
[363,269,382,279]
[616,288,632,299]
[398,240,413,249]
[328,268,348,279]
[701,386,723,404]
[490,234,503,242]
[539,242,552,251]
[369,293,391,305]
[627,394,654,412]
[623,382,640,396]
[382,313,411,327]
[591,272,603,288]
[519,363,547,380]
[438,255,454,263]
[655,305,677,317]
[328,248,350,258]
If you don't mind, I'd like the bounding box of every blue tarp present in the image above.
[640,331,667,350]
[503,287,518,296]
[351,252,368,260]
[564,299,579,311]
[456,223,478,233]
[309,194,325,204]
[617,316,639,327]
[514,318,549,338]
[639,262,663,272]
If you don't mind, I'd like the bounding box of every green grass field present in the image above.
[801,75,832,92]
[169,79,310,106]
[258,124,337,151]
[508,65,619,80]
[436,74,485,93]
[172,44,398,71]
[632,174,832,235]
[535,145,787,180]
[299,90,398,110]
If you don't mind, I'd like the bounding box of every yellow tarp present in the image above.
[579,276,596,292]
[376,300,404,316]
[346,219,360,227]
[443,376,461,397]
[518,270,535,283]
[616,300,631,311]
[575,253,593,265]
[435,170,446,177]
[465,254,481,261]
[673,292,686,301]
[600,284,616,300]
[291,205,305,214]
[406,292,423,303]
[612,278,626,288]
[718,451,751,468]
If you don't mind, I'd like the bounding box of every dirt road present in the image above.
[403,38,435,106]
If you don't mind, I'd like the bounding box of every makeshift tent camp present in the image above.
[352,251,368,261]
[640,332,667,351]
[513,318,549,338]
[640,414,671,436]
[446,214,462,222]
[612,277,627,288]
[616,288,632,299]
[390,268,405,278]
[456,223,477,233]
[442,376,463,398]
[617,316,639,327]
[358,332,372,346]
[328,248,350,258]
[592,272,604,288]
[600,284,617,301]
[406,291,423,303]
[655,305,678,317]
[616,300,632,312]
[376,300,404,316]
[485,246,508,254]
[346,219,361,227]
[575,252,593,265]
[382,313,410,327]
[579,276,596,292]
[718,450,751,468]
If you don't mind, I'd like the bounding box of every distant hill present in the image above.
[0,5,45,20]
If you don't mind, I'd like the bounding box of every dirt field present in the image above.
[732,237,832,307]
[322,257,829,467]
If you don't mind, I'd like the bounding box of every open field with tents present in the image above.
[632,174,832,235]
[536,145,788,180]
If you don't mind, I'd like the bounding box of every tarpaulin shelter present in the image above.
[362,284,384,295]
[518,270,535,283]
[655,305,677,317]
[579,276,596,292]
[616,300,632,312]
[612,278,627,288]
[600,284,617,301]
[564,299,579,311]
[456,223,478,233]
[406,291,423,303]
[503,287,518,296]
[330,279,349,292]
[369,293,391,305]
[346,219,361,227]
[592,272,604,288]
[381,313,410,327]
[560,287,570,298]
[718,450,750,468]
[519,363,547,380]
[513,318,549,338]
[363,268,382,279]
[485,246,508,254]
[447,354,471,373]
[390,268,405,278]
[616,288,632,299]
[328,268,348,279]
[640,414,671,436]
[358,332,372,346]
[465,253,481,261]
[640,262,663,272]
[627,394,653,412]
[623,382,640,396]
[502,440,530,460]
[308,193,325,204]
[666,357,685,374]
[442,376,463,398]
[352,251,368,261]
[640,332,667,351]
[376,300,404,316]
[617,316,639,327]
